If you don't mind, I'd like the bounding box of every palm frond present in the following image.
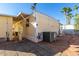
[31,3,37,10]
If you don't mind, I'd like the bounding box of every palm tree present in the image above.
[61,7,72,24]
[74,5,79,14]
[67,13,73,24]
[61,7,68,16]
[74,5,79,31]
[74,14,79,31]
[31,3,37,10]
[67,7,72,13]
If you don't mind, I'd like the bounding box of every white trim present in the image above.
[17,12,22,16]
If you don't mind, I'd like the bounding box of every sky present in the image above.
[0,3,78,24]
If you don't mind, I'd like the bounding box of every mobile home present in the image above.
[0,11,60,43]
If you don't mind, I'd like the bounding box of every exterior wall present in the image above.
[0,12,60,43]
[22,16,37,42]
[0,16,13,40]
[13,12,60,43]
[13,15,37,42]
[36,12,60,34]
[7,17,13,40]
[34,12,60,42]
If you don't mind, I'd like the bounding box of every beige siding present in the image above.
[0,12,60,43]
[19,12,60,43]
[0,16,13,40]
[36,12,60,34]
[7,17,13,40]
[22,16,37,42]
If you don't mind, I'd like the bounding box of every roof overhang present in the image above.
[13,12,30,21]
[0,14,16,17]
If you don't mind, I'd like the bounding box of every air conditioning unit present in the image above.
[43,32,56,42]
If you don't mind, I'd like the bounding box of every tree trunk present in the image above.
[66,16,70,25]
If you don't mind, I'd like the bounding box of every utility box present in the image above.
[43,32,56,42]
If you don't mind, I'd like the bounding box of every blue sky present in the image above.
[0,3,78,24]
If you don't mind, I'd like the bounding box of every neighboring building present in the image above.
[0,14,13,41]
[62,24,75,34]
[0,11,60,43]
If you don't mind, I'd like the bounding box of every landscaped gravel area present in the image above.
[0,34,79,56]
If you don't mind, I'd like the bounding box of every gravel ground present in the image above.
[0,34,79,56]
